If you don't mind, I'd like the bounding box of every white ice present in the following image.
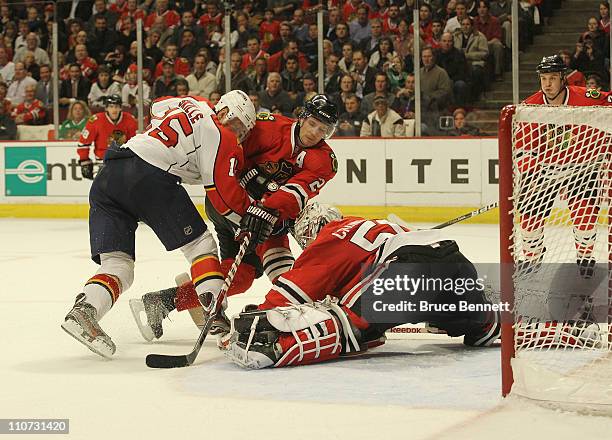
[1,219,611,440]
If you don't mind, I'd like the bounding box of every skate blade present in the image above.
[129,299,155,342]
[61,319,114,359]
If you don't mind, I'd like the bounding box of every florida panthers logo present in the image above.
[109,130,127,146]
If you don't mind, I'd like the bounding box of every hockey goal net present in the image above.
[498,104,612,412]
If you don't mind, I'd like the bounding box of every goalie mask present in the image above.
[294,202,342,248]
[215,90,256,143]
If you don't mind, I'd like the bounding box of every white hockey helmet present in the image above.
[294,202,343,248]
[215,90,256,143]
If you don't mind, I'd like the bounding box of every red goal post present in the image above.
[498,104,612,410]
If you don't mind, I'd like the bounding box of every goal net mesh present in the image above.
[506,104,612,409]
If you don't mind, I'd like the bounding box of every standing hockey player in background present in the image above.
[130,94,340,341]
[61,91,264,359]
[223,203,501,369]
[516,55,612,277]
[77,94,138,180]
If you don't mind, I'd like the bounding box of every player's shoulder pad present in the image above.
[256,111,276,121]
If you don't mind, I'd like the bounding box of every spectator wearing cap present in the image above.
[337,93,365,137]
[360,94,405,137]
[145,0,179,31]
[559,49,585,87]
[88,65,122,109]
[435,32,470,107]
[122,65,151,107]
[349,6,372,47]
[59,63,91,107]
[7,62,37,106]
[12,84,46,125]
[152,59,180,98]
[216,51,250,94]
[14,32,50,66]
[474,0,504,81]
[154,43,190,79]
[186,54,217,99]
[258,72,294,117]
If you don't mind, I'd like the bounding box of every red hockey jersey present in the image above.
[516,86,612,173]
[12,99,46,124]
[241,113,338,221]
[77,111,138,161]
[260,217,414,310]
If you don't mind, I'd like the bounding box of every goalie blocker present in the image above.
[223,204,501,369]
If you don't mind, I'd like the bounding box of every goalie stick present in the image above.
[388,201,499,230]
[145,234,251,369]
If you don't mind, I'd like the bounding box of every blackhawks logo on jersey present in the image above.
[109,129,127,146]
[256,112,275,121]
[258,160,293,183]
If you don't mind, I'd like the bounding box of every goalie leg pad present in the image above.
[225,299,361,369]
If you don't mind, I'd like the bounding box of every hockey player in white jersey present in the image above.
[60,90,279,359]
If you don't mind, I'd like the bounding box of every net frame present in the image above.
[498,104,612,409]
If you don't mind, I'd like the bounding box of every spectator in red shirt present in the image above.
[241,37,268,75]
[559,49,586,87]
[343,0,369,23]
[117,0,145,32]
[145,0,179,32]
[74,44,98,81]
[260,9,281,49]
[411,4,434,40]
[600,2,610,34]
[12,84,46,125]
[198,0,223,35]
[427,20,445,49]
[474,0,504,80]
[154,43,190,78]
[267,39,309,73]
[381,4,401,35]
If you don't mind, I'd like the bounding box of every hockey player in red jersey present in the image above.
[77,94,138,180]
[222,203,501,369]
[516,55,612,277]
[61,91,263,358]
[129,95,340,341]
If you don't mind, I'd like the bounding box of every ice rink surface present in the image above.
[2,218,612,439]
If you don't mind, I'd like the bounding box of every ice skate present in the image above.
[61,293,116,359]
[129,287,176,342]
[463,311,501,347]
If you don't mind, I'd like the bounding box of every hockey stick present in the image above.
[388,201,499,230]
[145,234,251,369]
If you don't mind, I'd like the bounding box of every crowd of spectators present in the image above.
[0,0,604,139]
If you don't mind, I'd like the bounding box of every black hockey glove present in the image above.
[240,168,279,200]
[80,159,94,180]
[236,202,279,248]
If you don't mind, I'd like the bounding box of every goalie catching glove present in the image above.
[222,297,366,369]
[236,201,279,248]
